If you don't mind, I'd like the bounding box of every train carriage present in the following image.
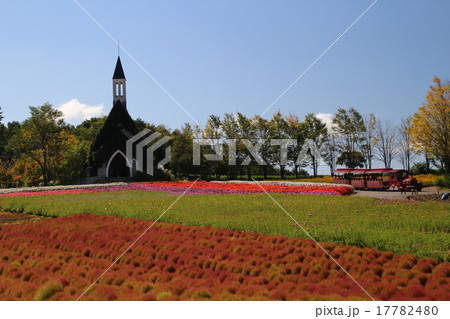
[333,168,423,192]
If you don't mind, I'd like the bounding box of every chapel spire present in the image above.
[113,56,126,108]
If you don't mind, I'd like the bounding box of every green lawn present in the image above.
[1,191,448,261]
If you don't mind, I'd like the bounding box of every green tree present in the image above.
[0,122,22,186]
[53,132,87,184]
[134,118,150,132]
[171,123,195,179]
[252,115,273,179]
[0,106,5,163]
[67,117,108,177]
[0,107,9,187]
[322,129,338,175]
[269,111,289,179]
[285,114,307,178]
[7,103,74,185]
[203,115,225,180]
[221,113,239,179]
[336,151,365,168]
[332,107,366,168]
[74,116,107,143]
[303,113,327,177]
[236,112,256,180]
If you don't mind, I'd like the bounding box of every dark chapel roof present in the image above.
[88,100,137,168]
[113,56,126,79]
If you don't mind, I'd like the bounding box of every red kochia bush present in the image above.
[0,214,448,301]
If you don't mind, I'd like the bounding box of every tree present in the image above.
[252,115,272,179]
[374,119,398,168]
[361,114,377,169]
[7,103,74,185]
[233,113,257,180]
[285,113,307,178]
[133,118,150,132]
[398,117,415,171]
[74,116,107,143]
[7,156,42,186]
[171,123,195,178]
[410,77,450,175]
[220,113,239,179]
[0,121,21,165]
[332,108,366,168]
[322,128,338,175]
[0,106,5,163]
[336,151,365,168]
[203,114,225,179]
[269,111,289,179]
[0,107,10,187]
[303,113,327,177]
[53,132,87,184]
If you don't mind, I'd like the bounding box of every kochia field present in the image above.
[0,214,448,301]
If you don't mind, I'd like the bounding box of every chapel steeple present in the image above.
[113,56,126,108]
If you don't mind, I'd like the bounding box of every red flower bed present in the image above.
[0,189,95,198]
[135,181,353,196]
[0,181,352,198]
[0,214,447,300]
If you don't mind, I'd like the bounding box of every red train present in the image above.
[333,168,423,191]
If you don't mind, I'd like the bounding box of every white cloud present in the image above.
[315,112,333,131]
[58,98,104,123]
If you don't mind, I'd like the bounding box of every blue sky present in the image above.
[1,1,449,131]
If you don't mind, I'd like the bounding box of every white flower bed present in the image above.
[216,180,354,190]
[0,183,128,195]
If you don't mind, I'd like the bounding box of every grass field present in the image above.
[1,190,448,261]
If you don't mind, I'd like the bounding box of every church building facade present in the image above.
[87,57,138,181]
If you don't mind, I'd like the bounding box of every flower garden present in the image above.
[135,181,353,196]
[0,181,353,197]
[0,181,448,300]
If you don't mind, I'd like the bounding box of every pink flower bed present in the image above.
[134,181,351,196]
[0,181,352,197]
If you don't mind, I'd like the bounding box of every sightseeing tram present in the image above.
[333,168,423,192]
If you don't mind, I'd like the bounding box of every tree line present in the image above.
[0,77,448,187]
[171,77,449,180]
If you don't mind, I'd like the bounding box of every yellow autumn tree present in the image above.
[410,77,450,175]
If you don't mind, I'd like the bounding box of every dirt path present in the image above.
[0,211,41,224]
[352,187,447,200]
